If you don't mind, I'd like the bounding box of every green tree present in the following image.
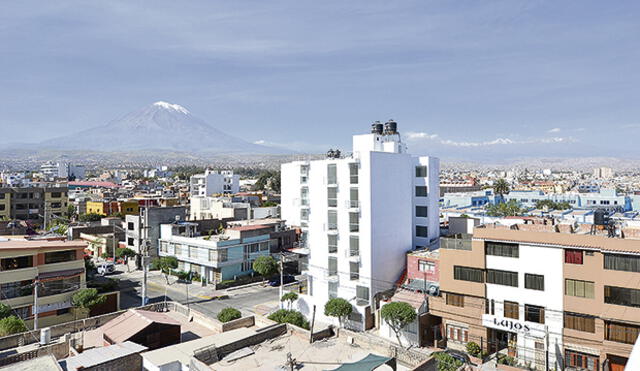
[0,316,27,337]
[117,248,136,272]
[217,307,242,323]
[64,204,77,219]
[0,303,11,319]
[492,178,510,199]
[72,288,106,309]
[252,256,278,281]
[156,256,179,284]
[486,199,524,217]
[79,213,105,222]
[281,292,298,310]
[268,309,309,329]
[324,298,353,337]
[380,302,417,348]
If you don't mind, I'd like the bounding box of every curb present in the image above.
[225,280,268,292]
[146,280,229,301]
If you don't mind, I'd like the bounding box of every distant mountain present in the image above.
[38,101,286,154]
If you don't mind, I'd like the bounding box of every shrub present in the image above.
[466,341,481,357]
[217,307,242,323]
[0,316,27,337]
[0,303,11,320]
[434,352,463,371]
[72,288,106,309]
[497,354,516,366]
[268,309,309,330]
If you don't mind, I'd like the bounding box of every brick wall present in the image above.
[407,254,439,282]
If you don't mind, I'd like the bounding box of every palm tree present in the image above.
[493,178,510,201]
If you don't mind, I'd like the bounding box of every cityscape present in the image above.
[1,2,640,371]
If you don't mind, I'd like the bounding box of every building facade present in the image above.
[281,122,440,330]
[0,186,68,226]
[124,206,187,258]
[0,239,87,329]
[189,170,239,197]
[431,226,640,371]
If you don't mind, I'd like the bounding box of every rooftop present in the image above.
[0,238,87,250]
[59,341,147,371]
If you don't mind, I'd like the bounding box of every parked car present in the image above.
[268,275,296,287]
[97,262,116,276]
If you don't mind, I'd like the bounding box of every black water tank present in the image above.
[371,121,383,134]
[384,119,398,134]
[594,209,607,225]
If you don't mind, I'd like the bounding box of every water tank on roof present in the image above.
[594,209,607,225]
[383,120,398,135]
[371,121,383,134]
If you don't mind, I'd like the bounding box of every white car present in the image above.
[97,262,116,276]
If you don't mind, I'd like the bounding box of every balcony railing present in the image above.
[440,234,472,250]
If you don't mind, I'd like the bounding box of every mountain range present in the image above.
[34,101,285,154]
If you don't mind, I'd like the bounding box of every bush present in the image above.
[217,307,242,323]
[0,316,27,337]
[466,341,481,357]
[497,355,516,366]
[433,352,463,371]
[0,303,11,320]
[72,288,106,309]
[268,309,309,330]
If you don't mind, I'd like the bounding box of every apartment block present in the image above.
[189,170,239,197]
[0,186,68,225]
[158,222,271,285]
[281,121,439,330]
[0,239,87,329]
[124,206,187,258]
[430,226,640,371]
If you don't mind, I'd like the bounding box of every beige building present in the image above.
[431,224,640,371]
[0,238,87,329]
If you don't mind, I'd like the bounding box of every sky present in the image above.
[1,1,639,160]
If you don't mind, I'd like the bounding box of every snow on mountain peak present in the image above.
[153,101,190,114]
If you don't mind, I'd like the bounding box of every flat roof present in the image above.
[0,239,87,250]
[0,354,62,371]
[474,227,640,254]
[59,341,147,371]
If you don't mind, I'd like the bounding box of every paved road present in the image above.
[118,271,281,318]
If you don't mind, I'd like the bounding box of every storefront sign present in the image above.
[491,318,530,333]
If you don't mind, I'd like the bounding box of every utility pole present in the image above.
[279,254,284,308]
[112,224,117,263]
[33,279,39,330]
[141,208,150,307]
[545,324,549,371]
[309,305,316,343]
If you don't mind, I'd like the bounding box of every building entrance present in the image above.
[488,328,517,358]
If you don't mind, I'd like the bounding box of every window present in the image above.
[524,304,545,324]
[605,321,640,344]
[218,249,228,262]
[524,273,544,291]
[0,255,33,271]
[327,187,337,207]
[485,242,519,258]
[328,257,337,276]
[328,235,338,253]
[127,222,135,230]
[565,279,595,299]
[327,164,337,185]
[0,205,4,211]
[300,208,309,221]
[415,166,427,177]
[418,260,435,273]
[446,293,464,307]
[160,242,168,253]
[0,280,33,299]
[328,210,337,230]
[453,266,484,283]
[349,236,359,257]
[242,259,253,271]
[39,275,81,297]
[127,237,134,246]
[416,206,428,217]
[349,188,358,208]
[415,186,428,197]
[356,285,369,304]
[565,350,599,371]
[604,285,640,308]
[565,249,583,264]
[328,281,338,299]
[349,212,359,232]
[415,226,428,238]
[44,250,77,264]
[604,253,640,273]
[447,324,468,343]
[485,299,495,315]
[0,193,4,199]
[300,187,309,205]
[504,301,519,320]
[350,262,359,280]
[349,163,358,184]
[57,308,70,316]
[486,269,518,287]
[564,312,596,333]
[51,192,62,198]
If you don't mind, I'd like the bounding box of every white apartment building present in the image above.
[189,170,239,197]
[281,121,439,330]
[592,167,613,180]
[190,196,279,221]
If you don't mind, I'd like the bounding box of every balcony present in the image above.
[440,234,472,250]
[347,200,360,211]
[325,271,339,282]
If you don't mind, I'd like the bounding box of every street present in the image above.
[115,268,281,319]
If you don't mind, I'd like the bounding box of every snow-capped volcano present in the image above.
[39,102,284,153]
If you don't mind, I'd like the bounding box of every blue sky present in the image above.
[1,1,639,159]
